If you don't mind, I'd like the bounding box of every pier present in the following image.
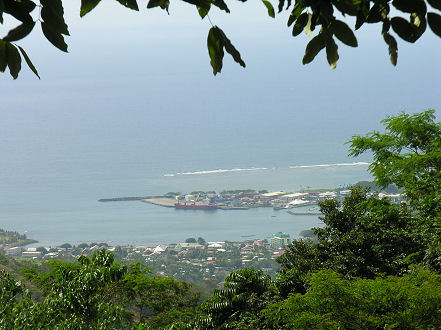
[287,210,323,216]
[141,197,177,207]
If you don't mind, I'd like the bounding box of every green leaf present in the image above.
[182,0,211,11]
[216,27,246,68]
[0,39,7,72]
[392,0,426,14]
[3,22,35,42]
[382,19,391,34]
[40,0,69,35]
[333,0,358,16]
[366,3,390,23]
[80,0,101,17]
[383,32,398,66]
[411,12,426,38]
[355,11,365,30]
[304,13,313,36]
[147,0,169,12]
[333,20,358,47]
[302,34,326,64]
[3,0,33,23]
[212,0,229,13]
[428,0,441,11]
[278,0,285,13]
[207,26,245,75]
[292,12,308,36]
[287,0,305,27]
[326,37,339,69]
[19,0,37,13]
[18,45,40,79]
[41,22,68,52]
[391,16,418,42]
[116,0,139,11]
[320,1,334,21]
[262,0,275,18]
[197,5,210,18]
[207,27,224,75]
[6,42,21,79]
[428,12,441,38]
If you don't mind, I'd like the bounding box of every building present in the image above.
[5,247,22,256]
[271,232,291,248]
[175,242,205,251]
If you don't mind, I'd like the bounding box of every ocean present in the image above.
[0,63,378,248]
[0,110,372,247]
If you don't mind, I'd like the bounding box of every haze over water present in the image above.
[0,105,372,246]
[1,2,440,246]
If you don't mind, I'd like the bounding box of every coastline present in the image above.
[141,197,176,207]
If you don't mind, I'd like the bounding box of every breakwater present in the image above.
[98,196,164,202]
[287,211,323,216]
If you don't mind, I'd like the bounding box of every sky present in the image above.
[1,1,441,170]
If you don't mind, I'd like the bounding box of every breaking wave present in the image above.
[163,167,269,177]
[163,162,369,177]
[289,162,370,169]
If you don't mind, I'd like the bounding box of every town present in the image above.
[2,183,403,295]
[2,230,300,296]
[140,183,403,211]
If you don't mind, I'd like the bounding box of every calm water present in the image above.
[0,106,372,247]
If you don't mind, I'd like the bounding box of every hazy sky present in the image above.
[1,1,441,168]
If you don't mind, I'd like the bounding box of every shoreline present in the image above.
[141,197,176,207]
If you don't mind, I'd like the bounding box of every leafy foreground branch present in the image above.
[2,0,441,79]
[2,110,441,328]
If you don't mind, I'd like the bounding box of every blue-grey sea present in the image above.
[0,106,373,247]
[1,0,440,248]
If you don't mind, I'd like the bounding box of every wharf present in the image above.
[287,210,323,216]
[141,197,176,207]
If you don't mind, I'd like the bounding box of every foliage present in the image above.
[6,249,200,328]
[316,186,422,277]
[0,228,37,246]
[262,267,441,329]
[349,110,441,218]
[196,268,273,329]
[276,186,423,299]
[122,262,199,325]
[3,1,441,79]
[59,242,72,249]
[197,237,207,245]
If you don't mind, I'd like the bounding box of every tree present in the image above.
[349,109,441,272]
[1,0,441,79]
[36,246,48,254]
[262,268,441,329]
[276,186,425,298]
[196,268,273,329]
[122,262,199,325]
[349,110,441,218]
[3,250,131,329]
[59,242,72,249]
[185,237,197,243]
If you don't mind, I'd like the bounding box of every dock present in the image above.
[141,197,177,207]
[287,210,323,216]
